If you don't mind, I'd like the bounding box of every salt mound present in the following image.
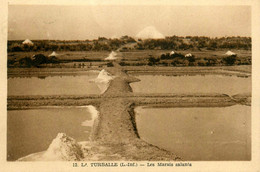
[96,69,114,82]
[49,51,59,57]
[185,53,192,57]
[105,51,117,60]
[225,50,236,56]
[41,133,83,161]
[93,69,115,94]
[81,105,99,127]
[136,26,165,39]
[170,51,175,55]
[22,39,33,45]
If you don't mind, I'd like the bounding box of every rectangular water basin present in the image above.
[8,71,101,96]
[7,106,97,161]
[135,105,251,160]
[130,74,251,95]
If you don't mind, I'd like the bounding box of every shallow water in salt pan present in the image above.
[135,105,251,160]
[8,72,100,96]
[130,75,251,95]
[7,107,95,161]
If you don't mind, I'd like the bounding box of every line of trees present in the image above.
[8,36,136,52]
[8,52,251,68]
[8,54,60,67]
[145,53,251,66]
[8,36,251,52]
[135,36,251,50]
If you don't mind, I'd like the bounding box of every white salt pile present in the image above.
[104,51,118,60]
[42,133,83,161]
[92,69,115,94]
[19,133,83,161]
[136,26,165,39]
[185,53,192,57]
[96,69,115,82]
[170,51,175,55]
[48,51,59,57]
[225,50,236,56]
[81,105,99,127]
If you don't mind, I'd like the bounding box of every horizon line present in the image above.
[7,35,252,41]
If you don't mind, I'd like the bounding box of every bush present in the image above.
[32,54,48,66]
[19,57,33,67]
[171,58,184,66]
[223,55,237,65]
[134,63,145,66]
[16,54,60,67]
[160,53,185,60]
[7,59,16,66]
[119,62,127,66]
[148,55,160,65]
[188,61,198,66]
[10,45,23,52]
[197,59,207,66]
[161,62,168,66]
[183,60,190,66]
[48,56,60,63]
[186,55,195,62]
[107,62,114,67]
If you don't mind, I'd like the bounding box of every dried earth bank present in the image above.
[124,65,251,77]
[8,65,251,78]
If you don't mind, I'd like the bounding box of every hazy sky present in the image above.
[8,5,251,40]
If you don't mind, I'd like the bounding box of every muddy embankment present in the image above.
[7,68,98,78]
[8,93,251,110]
[8,65,251,78]
[10,63,251,161]
[124,65,251,77]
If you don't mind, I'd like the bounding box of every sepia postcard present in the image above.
[0,0,260,171]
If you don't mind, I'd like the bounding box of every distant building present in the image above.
[22,39,34,45]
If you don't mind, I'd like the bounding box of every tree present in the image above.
[148,55,160,65]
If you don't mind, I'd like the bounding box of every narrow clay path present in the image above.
[83,62,181,160]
